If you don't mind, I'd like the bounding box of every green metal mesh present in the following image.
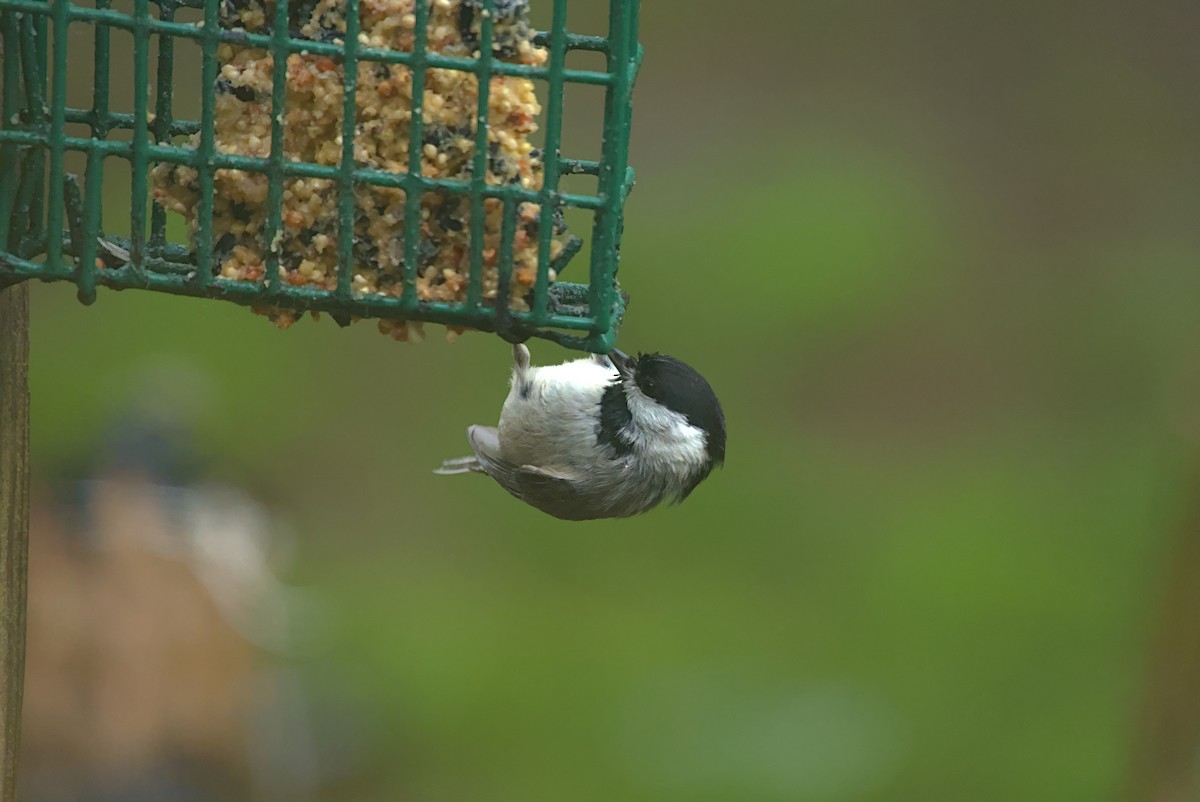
[0,0,640,352]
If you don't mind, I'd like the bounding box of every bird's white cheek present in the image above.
[638,426,707,470]
[624,392,709,472]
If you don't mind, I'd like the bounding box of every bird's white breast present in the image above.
[497,357,616,471]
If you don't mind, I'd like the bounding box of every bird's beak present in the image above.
[609,348,635,379]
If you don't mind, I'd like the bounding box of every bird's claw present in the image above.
[513,343,531,371]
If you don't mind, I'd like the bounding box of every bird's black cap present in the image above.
[628,353,726,465]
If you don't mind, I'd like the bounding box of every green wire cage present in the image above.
[0,0,640,352]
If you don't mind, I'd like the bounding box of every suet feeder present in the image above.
[0,0,641,352]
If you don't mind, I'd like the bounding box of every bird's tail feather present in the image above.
[435,426,499,475]
[433,455,482,475]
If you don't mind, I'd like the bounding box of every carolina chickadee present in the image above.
[435,344,726,520]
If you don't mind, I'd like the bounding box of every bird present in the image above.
[436,343,725,520]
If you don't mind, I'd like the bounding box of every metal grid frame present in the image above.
[0,0,641,352]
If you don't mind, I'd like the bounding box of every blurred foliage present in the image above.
[21,0,1200,800]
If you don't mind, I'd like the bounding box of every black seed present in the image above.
[353,238,380,266]
[316,28,343,44]
[288,0,320,31]
[215,79,258,103]
[213,233,237,275]
[457,0,532,60]
[423,126,448,149]
[229,201,251,222]
[457,2,478,51]
[419,238,440,266]
[434,199,466,233]
[489,156,512,178]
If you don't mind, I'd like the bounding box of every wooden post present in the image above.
[1126,465,1200,802]
[0,282,29,802]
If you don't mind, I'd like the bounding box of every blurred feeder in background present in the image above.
[20,365,321,802]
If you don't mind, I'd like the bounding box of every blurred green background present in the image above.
[18,0,1200,800]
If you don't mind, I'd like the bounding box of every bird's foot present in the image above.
[513,343,531,372]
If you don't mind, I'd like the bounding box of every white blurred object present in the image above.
[178,482,299,655]
[77,479,305,655]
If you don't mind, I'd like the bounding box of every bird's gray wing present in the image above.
[466,425,613,521]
